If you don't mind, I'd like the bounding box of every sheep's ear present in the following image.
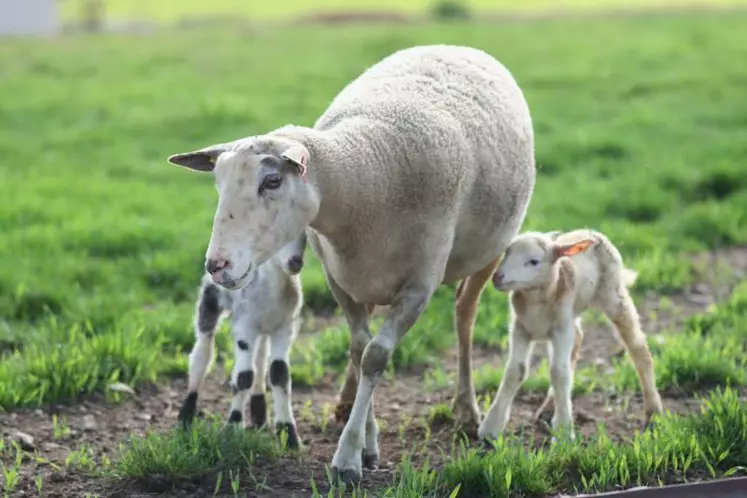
[554,238,596,259]
[167,144,230,172]
[281,143,310,177]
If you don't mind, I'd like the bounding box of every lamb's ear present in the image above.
[281,143,310,177]
[553,238,597,259]
[167,144,230,172]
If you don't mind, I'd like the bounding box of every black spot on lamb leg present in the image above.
[269,360,289,387]
[249,394,267,428]
[197,283,222,332]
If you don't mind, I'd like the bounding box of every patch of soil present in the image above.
[1,247,745,497]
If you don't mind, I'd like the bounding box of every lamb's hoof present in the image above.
[362,449,379,469]
[331,466,362,487]
[177,392,198,427]
[334,401,354,425]
[480,437,498,453]
[276,422,301,450]
[227,410,243,425]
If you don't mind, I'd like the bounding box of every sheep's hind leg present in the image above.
[453,256,502,437]
[535,318,583,423]
[331,281,436,485]
[178,279,224,427]
[603,288,663,430]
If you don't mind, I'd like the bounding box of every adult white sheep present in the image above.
[177,235,307,449]
[480,229,664,442]
[165,44,536,483]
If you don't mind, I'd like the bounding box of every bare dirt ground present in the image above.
[2,247,746,498]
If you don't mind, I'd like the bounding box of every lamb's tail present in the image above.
[621,268,638,287]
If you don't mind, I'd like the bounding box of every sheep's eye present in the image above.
[527,259,540,267]
[259,174,283,192]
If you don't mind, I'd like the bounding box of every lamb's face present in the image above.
[492,234,554,292]
[167,138,318,291]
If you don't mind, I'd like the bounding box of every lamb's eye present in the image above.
[527,259,539,267]
[260,174,283,192]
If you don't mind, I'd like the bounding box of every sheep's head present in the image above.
[493,232,597,292]
[167,136,319,291]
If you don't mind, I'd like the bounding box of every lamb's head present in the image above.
[167,136,319,290]
[492,232,597,292]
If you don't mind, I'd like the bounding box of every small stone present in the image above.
[12,430,35,451]
[34,409,44,417]
[82,415,98,432]
[135,413,152,421]
[109,382,136,395]
[43,442,62,450]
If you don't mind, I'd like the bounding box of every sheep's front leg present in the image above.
[548,316,576,441]
[227,316,260,425]
[268,325,301,450]
[478,323,533,442]
[324,272,374,432]
[331,283,434,485]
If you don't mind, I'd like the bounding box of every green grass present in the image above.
[2,10,747,410]
[109,387,747,496]
[59,0,747,23]
[385,387,747,498]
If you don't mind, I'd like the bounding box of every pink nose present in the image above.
[205,258,231,276]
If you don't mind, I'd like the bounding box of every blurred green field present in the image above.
[59,0,747,22]
[1,6,747,496]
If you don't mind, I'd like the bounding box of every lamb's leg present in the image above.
[548,316,576,440]
[603,289,663,428]
[453,256,502,435]
[249,334,269,429]
[535,318,583,422]
[331,282,435,485]
[478,323,533,442]
[178,280,224,427]
[268,325,301,450]
[226,315,260,426]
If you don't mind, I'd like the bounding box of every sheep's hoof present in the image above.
[454,420,479,440]
[331,466,362,487]
[276,422,301,450]
[334,401,354,425]
[642,413,659,433]
[362,449,379,469]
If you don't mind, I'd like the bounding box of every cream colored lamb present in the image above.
[478,229,664,442]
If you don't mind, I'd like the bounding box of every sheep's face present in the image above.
[493,233,597,292]
[167,137,319,291]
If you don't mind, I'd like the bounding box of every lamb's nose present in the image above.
[286,255,304,274]
[205,258,230,275]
